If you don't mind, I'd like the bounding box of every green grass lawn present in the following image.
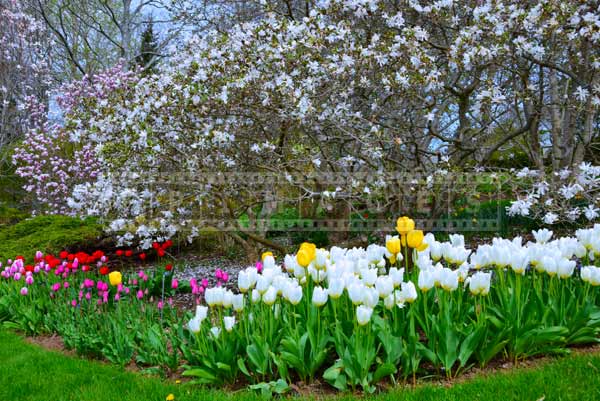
[1,329,600,401]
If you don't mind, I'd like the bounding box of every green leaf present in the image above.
[458,326,485,367]
[237,358,250,378]
[373,362,396,382]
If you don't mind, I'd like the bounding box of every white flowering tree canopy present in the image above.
[13,0,600,250]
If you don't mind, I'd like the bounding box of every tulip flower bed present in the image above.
[2,218,600,394]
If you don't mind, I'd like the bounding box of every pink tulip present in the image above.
[171,279,179,290]
[25,275,34,285]
[51,283,61,292]
[71,299,77,307]
[63,281,70,289]
[20,287,28,296]
[136,290,143,299]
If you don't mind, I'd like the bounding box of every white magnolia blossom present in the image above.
[11,1,598,248]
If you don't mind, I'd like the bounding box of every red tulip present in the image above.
[99,266,109,275]
[59,251,68,259]
[152,242,160,249]
[139,253,146,261]
[116,250,123,256]
[165,264,173,271]
[158,248,165,257]
[125,250,133,257]
[82,265,90,272]
[164,240,173,249]
[25,265,34,273]
[16,255,25,261]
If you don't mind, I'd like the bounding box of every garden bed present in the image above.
[2,218,600,395]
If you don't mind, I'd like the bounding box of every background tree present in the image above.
[136,16,159,74]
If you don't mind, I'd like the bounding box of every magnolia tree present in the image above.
[13,0,600,253]
[508,163,600,224]
[12,64,136,213]
[0,0,51,160]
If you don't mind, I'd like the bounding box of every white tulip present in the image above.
[312,286,328,307]
[263,255,276,270]
[557,259,576,279]
[468,271,491,296]
[348,282,364,305]
[262,285,277,305]
[418,269,435,292]
[238,271,252,292]
[308,265,327,283]
[429,241,442,261]
[389,267,404,287]
[582,266,600,286]
[400,281,418,303]
[449,234,465,247]
[284,254,298,274]
[360,268,378,286]
[294,266,306,279]
[256,275,270,293]
[327,278,345,299]
[439,268,459,291]
[532,228,553,244]
[315,249,328,270]
[541,256,557,276]
[223,316,236,332]
[187,317,201,333]
[375,275,394,298]
[575,244,587,258]
[457,262,470,282]
[251,288,261,303]
[383,293,395,310]
[210,326,221,338]
[232,294,245,311]
[205,287,224,306]
[356,305,373,326]
[510,250,529,275]
[362,286,379,308]
[195,305,208,321]
[222,290,233,308]
[285,284,303,305]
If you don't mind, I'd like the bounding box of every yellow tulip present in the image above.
[386,236,401,255]
[417,242,429,252]
[261,251,273,261]
[407,230,425,249]
[166,394,175,401]
[108,271,122,286]
[396,216,415,235]
[299,242,316,260]
[296,249,312,267]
